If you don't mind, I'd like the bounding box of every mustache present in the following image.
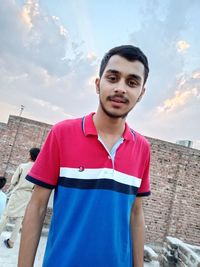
[107,94,129,103]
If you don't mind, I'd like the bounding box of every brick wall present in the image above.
[0,115,51,182]
[144,137,200,246]
[0,115,199,245]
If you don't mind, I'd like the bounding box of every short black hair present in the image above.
[0,176,6,189]
[99,45,149,85]
[29,147,40,161]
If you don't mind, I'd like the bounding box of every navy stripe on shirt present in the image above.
[58,176,139,195]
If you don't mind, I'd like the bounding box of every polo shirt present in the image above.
[27,112,151,267]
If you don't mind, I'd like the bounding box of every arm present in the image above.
[6,165,22,193]
[131,197,145,267]
[18,185,52,267]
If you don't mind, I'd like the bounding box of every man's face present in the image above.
[95,55,145,119]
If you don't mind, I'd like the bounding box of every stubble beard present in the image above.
[99,99,133,119]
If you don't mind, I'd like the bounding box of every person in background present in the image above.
[0,147,40,248]
[0,177,7,217]
[19,45,151,267]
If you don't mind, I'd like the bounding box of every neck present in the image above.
[93,107,126,136]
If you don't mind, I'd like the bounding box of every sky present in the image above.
[0,0,200,149]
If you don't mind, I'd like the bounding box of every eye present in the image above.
[127,80,138,87]
[107,75,118,82]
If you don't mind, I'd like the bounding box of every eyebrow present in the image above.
[105,69,142,82]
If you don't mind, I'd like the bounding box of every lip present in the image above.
[109,96,128,103]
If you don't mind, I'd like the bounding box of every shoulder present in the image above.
[52,117,82,133]
[49,117,83,140]
[20,162,30,168]
[131,129,150,150]
[19,162,33,172]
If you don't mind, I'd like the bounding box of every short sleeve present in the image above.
[137,145,151,197]
[26,129,60,189]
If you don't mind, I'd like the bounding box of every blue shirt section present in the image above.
[43,186,135,267]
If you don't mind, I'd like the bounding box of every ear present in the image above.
[137,87,146,102]
[95,78,100,94]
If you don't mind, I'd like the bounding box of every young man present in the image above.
[18,45,151,267]
[0,147,40,248]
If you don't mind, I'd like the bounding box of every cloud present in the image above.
[59,25,68,38]
[87,51,97,61]
[70,1,95,52]
[176,40,190,53]
[130,69,200,145]
[157,88,199,113]
[157,70,200,112]
[128,0,195,107]
[0,0,98,124]
[126,1,200,147]
[32,98,73,120]
[20,0,40,29]
[192,72,200,79]
[0,0,71,76]
[0,0,200,149]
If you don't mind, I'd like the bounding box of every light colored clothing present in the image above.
[0,191,7,217]
[0,214,23,242]
[0,161,34,244]
[4,161,34,217]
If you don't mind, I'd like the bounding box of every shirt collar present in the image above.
[123,123,136,141]
[82,112,97,136]
[83,112,135,141]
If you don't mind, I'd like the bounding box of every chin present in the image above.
[104,109,128,119]
[100,100,131,119]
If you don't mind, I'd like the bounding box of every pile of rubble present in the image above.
[162,237,200,267]
[144,245,160,266]
[144,237,200,267]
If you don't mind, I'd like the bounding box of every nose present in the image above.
[114,80,127,94]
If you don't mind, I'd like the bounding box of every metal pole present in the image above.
[19,105,25,117]
[4,105,25,178]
